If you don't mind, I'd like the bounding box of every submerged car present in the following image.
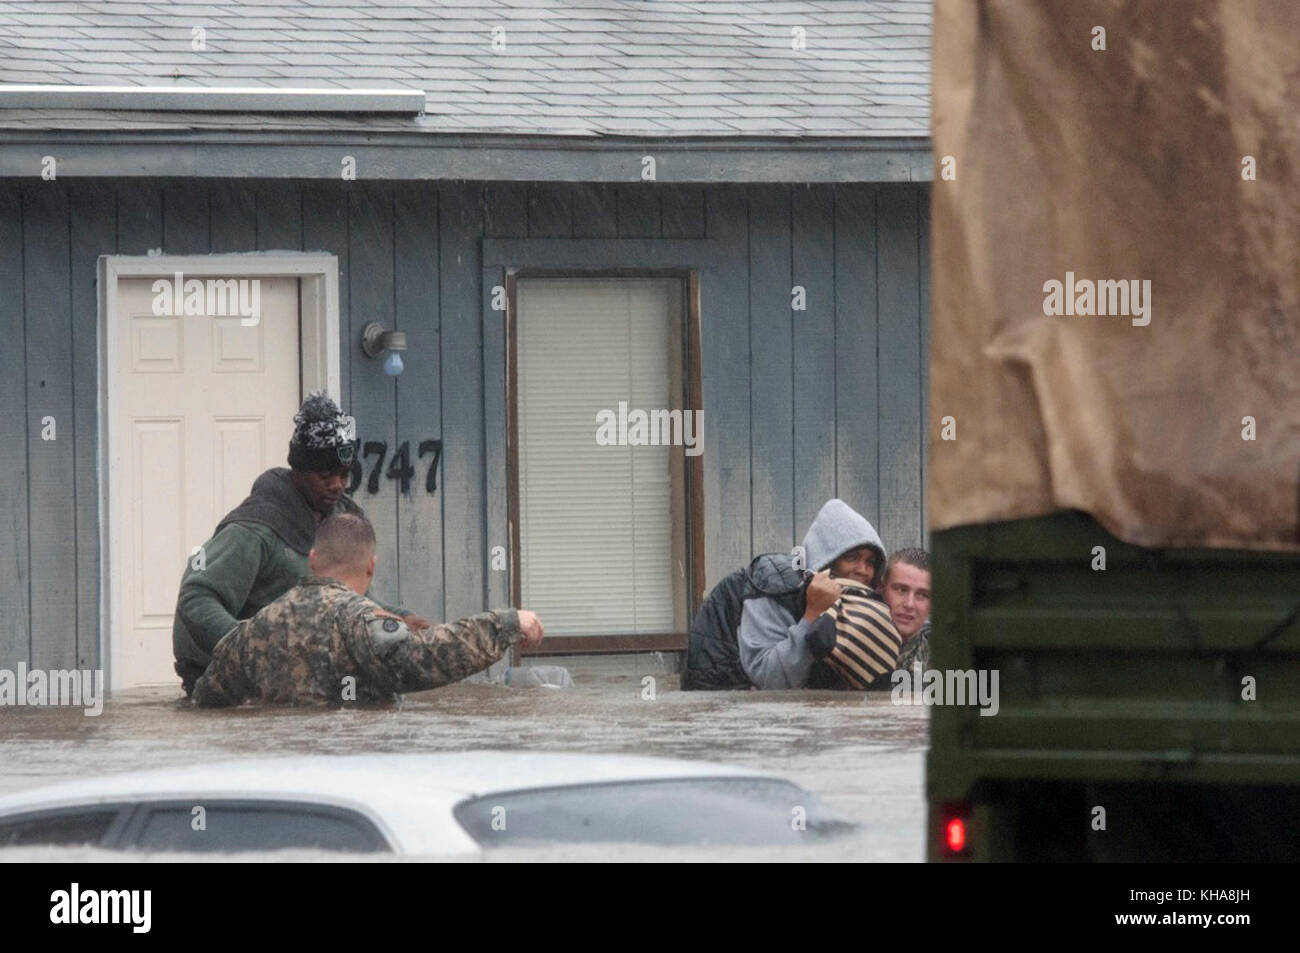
[0,751,853,856]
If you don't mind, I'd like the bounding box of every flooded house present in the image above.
[0,1,932,690]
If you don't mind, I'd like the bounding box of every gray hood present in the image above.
[801,499,887,573]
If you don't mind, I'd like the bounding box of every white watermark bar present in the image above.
[152,272,261,326]
[595,401,703,457]
[0,664,104,716]
[890,667,1000,717]
[1042,271,1151,326]
[50,883,151,933]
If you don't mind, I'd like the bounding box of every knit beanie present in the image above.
[287,392,356,472]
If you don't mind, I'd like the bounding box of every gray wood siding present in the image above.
[394,184,444,622]
[23,185,76,672]
[0,186,28,671]
[0,179,929,671]
[748,185,795,554]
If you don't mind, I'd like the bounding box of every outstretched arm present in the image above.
[362,609,524,693]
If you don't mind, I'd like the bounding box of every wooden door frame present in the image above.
[97,253,340,691]
[504,269,705,657]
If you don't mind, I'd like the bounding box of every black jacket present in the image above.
[681,553,809,690]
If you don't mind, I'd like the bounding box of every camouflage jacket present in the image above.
[193,576,521,707]
[896,621,931,674]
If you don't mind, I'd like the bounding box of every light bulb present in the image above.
[383,351,404,376]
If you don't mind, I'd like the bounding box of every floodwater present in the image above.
[0,660,928,862]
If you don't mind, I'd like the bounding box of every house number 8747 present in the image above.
[345,439,442,495]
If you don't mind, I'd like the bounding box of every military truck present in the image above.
[927,4,1300,861]
[927,511,1300,861]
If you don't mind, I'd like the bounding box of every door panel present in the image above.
[114,276,300,687]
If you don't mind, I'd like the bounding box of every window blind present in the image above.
[517,278,677,636]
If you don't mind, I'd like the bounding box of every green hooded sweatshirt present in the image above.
[172,468,406,670]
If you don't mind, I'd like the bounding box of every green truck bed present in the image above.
[927,511,1300,862]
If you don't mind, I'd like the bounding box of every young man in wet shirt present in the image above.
[882,548,932,674]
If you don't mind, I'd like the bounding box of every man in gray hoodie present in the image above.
[738,499,888,689]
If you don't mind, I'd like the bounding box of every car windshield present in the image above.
[453,777,855,848]
[0,800,390,854]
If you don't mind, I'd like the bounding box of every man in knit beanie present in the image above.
[172,392,428,696]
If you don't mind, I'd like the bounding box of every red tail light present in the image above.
[945,816,967,853]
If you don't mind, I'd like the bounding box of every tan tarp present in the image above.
[930,0,1300,551]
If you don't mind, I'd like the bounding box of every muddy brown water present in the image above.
[0,670,928,862]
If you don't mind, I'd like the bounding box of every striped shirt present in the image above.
[824,584,902,690]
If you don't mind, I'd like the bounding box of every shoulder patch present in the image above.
[366,614,411,656]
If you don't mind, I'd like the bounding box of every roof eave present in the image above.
[0,129,932,183]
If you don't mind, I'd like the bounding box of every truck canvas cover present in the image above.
[930,0,1300,552]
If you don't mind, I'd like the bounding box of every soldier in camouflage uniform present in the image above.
[193,512,544,707]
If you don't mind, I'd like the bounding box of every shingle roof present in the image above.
[0,0,930,138]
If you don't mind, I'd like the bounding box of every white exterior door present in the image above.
[112,276,300,687]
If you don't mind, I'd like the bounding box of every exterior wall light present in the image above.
[361,322,407,376]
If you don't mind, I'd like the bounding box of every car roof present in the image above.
[0,751,774,856]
